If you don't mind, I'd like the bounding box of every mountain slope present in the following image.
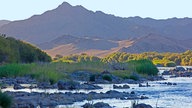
[38,35,118,50]
[119,34,190,53]
[0,2,192,56]
[1,2,192,44]
[0,2,134,44]
[0,20,11,28]
[0,35,51,63]
[45,34,192,57]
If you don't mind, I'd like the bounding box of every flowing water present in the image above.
[3,77,192,108]
[57,77,192,108]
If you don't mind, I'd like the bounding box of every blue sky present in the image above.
[0,0,192,21]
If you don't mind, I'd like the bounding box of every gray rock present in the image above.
[7,89,143,108]
[133,103,153,108]
[57,80,102,90]
[139,83,145,87]
[94,102,112,108]
[1,85,7,89]
[80,83,102,90]
[123,85,130,89]
[82,103,92,108]
[113,84,130,89]
[13,83,25,90]
[37,82,53,89]
[57,80,80,90]
[82,102,112,108]
[173,83,177,85]
[167,82,172,85]
[140,96,149,99]
[130,91,135,94]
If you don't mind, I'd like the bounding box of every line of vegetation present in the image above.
[0,59,158,84]
[0,63,67,84]
[100,51,192,67]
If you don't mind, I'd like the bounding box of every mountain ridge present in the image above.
[0,20,11,28]
[0,2,192,57]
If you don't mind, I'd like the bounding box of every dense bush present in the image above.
[53,53,100,63]
[89,75,96,82]
[128,59,158,75]
[102,51,192,66]
[0,35,51,64]
[102,75,112,81]
[0,91,12,108]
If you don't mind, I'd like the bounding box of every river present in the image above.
[55,76,192,108]
[2,73,192,108]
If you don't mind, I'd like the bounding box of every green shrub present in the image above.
[0,91,12,108]
[111,70,131,79]
[0,35,51,64]
[89,75,96,82]
[102,75,112,81]
[165,62,176,67]
[129,75,139,81]
[128,59,158,75]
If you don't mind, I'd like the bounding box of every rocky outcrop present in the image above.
[57,80,102,90]
[0,76,37,85]
[57,80,80,90]
[7,90,145,108]
[162,67,192,77]
[37,82,57,89]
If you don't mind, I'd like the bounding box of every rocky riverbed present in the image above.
[0,71,165,108]
[6,90,148,107]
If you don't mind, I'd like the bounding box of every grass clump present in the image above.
[0,63,67,84]
[112,70,132,79]
[128,59,158,75]
[129,75,139,81]
[0,63,34,77]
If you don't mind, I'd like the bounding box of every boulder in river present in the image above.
[113,84,130,89]
[82,102,112,108]
[133,103,153,108]
[57,80,80,90]
[13,83,25,90]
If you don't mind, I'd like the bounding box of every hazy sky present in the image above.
[0,0,192,21]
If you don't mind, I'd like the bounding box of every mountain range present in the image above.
[0,2,191,57]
